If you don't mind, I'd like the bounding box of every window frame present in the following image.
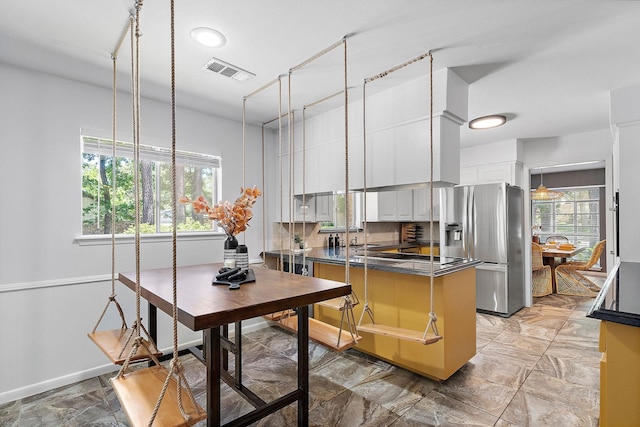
[532,185,602,265]
[81,134,222,236]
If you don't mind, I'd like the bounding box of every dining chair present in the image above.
[545,235,569,244]
[555,240,606,296]
[531,243,552,297]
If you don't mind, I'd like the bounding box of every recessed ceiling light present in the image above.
[468,114,507,130]
[190,27,226,48]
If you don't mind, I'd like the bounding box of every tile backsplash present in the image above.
[271,222,438,250]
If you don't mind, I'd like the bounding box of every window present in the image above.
[82,135,221,235]
[532,186,601,265]
[320,192,363,231]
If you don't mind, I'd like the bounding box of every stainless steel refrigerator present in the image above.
[440,183,525,316]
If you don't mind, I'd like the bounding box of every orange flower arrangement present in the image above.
[180,186,262,236]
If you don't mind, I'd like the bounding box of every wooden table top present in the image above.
[541,246,586,258]
[118,264,351,331]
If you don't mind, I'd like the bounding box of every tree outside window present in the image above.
[82,136,220,235]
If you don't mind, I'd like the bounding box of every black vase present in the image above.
[224,234,238,266]
[224,234,238,250]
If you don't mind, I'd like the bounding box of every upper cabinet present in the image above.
[281,69,467,196]
[413,188,440,222]
[365,190,425,222]
[460,162,524,188]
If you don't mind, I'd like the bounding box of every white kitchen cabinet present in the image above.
[315,194,334,222]
[367,190,413,221]
[459,162,523,187]
[413,188,440,222]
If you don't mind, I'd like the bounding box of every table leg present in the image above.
[148,302,157,368]
[206,327,221,427]
[297,305,309,426]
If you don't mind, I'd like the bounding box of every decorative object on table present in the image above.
[235,244,249,271]
[180,186,261,264]
[212,267,256,290]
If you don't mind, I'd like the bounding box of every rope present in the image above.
[425,52,439,339]
[287,74,294,272]
[133,3,142,344]
[149,0,200,423]
[115,1,141,381]
[301,106,307,274]
[278,77,284,271]
[92,52,128,334]
[358,77,373,327]
[242,98,247,245]
[364,51,431,84]
[261,124,267,267]
[290,38,345,72]
[343,37,350,288]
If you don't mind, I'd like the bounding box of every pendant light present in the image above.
[531,170,564,200]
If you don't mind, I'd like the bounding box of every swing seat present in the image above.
[89,328,162,365]
[357,323,442,345]
[316,296,359,311]
[279,316,361,352]
[263,309,296,322]
[111,365,206,427]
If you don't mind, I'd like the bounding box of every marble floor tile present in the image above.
[519,370,599,417]
[504,321,558,341]
[533,294,580,310]
[501,384,598,426]
[347,366,438,416]
[308,389,400,427]
[493,331,552,356]
[393,390,498,426]
[460,352,531,389]
[435,369,519,417]
[557,317,600,340]
[479,340,543,370]
[5,294,603,426]
[533,353,600,390]
[513,305,572,330]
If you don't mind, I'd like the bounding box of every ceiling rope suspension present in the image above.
[88,10,161,367]
[357,51,442,346]
[110,2,205,425]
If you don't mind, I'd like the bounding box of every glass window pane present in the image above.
[82,136,220,235]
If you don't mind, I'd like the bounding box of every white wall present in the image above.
[0,63,266,403]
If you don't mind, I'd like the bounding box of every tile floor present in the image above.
[0,293,602,426]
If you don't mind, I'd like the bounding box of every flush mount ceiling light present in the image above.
[468,114,507,130]
[190,27,226,48]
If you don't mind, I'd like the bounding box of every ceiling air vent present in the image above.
[203,57,255,81]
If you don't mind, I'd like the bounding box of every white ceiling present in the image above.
[1,1,639,148]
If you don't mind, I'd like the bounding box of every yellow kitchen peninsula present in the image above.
[314,260,475,381]
[262,245,481,381]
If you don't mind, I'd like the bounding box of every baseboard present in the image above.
[0,319,270,405]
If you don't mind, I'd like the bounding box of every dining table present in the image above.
[541,245,586,292]
[118,263,351,427]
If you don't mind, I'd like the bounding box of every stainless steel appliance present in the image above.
[440,183,525,316]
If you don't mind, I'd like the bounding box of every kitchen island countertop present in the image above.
[263,245,481,278]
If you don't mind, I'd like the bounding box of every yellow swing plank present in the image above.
[88,329,162,365]
[357,323,442,345]
[111,366,206,427]
[279,315,361,352]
